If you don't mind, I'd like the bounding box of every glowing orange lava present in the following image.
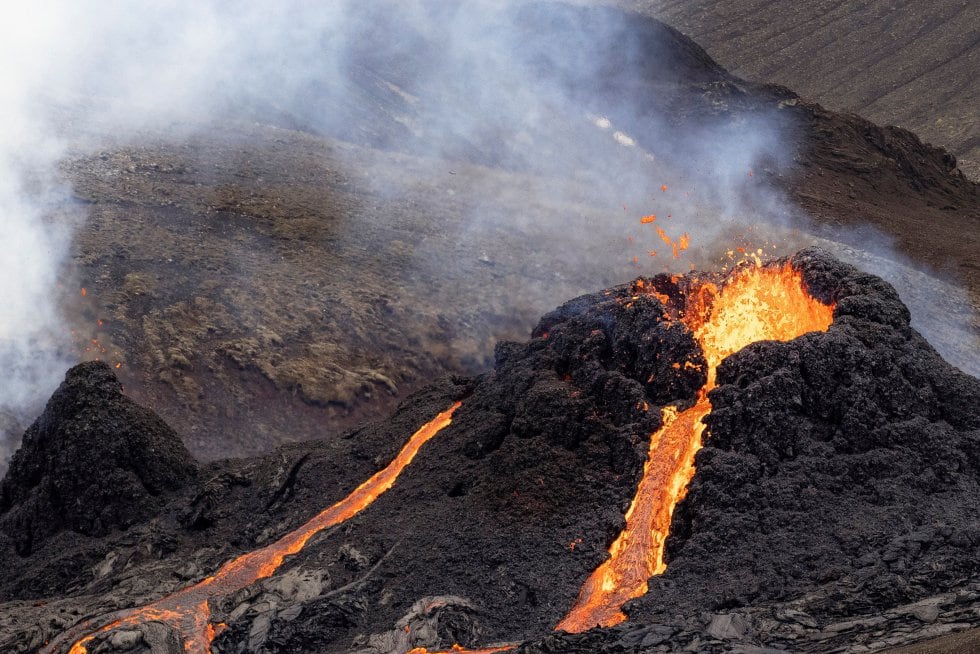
[407,646,515,654]
[46,263,834,650]
[557,263,834,632]
[46,402,461,654]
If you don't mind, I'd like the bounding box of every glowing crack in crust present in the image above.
[557,263,834,632]
[44,402,462,654]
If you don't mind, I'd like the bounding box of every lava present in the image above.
[557,262,834,631]
[45,402,462,654]
[44,262,834,650]
[407,646,515,654]
[651,225,690,259]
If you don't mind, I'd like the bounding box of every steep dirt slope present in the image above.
[621,0,980,179]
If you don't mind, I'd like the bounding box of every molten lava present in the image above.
[557,263,834,632]
[407,646,515,654]
[46,262,833,651]
[48,402,462,654]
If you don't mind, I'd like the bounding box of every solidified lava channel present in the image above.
[44,402,462,654]
[557,263,834,632]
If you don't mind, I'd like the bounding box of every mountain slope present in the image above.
[623,0,980,179]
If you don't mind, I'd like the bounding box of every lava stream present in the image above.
[46,402,462,654]
[407,646,516,654]
[557,263,834,632]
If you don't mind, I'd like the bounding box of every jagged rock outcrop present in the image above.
[0,361,197,555]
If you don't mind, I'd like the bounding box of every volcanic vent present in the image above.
[1,248,977,654]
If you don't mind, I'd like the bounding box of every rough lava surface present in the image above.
[0,362,196,558]
[0,249,977,654]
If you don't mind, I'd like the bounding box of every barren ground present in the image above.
[622,0,980,180]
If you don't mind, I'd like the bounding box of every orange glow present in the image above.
[651,227,691,259]
[687,263,834,387]
[407,646,514,654]
[640,214,656,224]
[67,636,93,654]
[80,288,87,297]
[46,403,461,654]
[557,263,833,632]
[677,233,690,252]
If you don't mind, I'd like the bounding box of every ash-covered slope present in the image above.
[628,0,980,180]
[2,249,977,653]
[54,0,979,476]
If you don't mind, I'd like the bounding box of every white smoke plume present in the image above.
[0,6,80,459]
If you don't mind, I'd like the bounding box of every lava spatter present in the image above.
[45,402,462,654]
[557,263,834,631]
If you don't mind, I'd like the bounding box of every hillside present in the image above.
[622,0,980,180]
[33,2,973,468]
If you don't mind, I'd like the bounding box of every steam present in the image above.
[0,1,975,468]
[0,7,79,465]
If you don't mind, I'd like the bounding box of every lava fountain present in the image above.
[556,262,834,632]
[44,403,461,654]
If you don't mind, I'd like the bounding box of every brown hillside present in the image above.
[620,0,980,180]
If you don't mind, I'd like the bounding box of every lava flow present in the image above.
[44,402,462,654]
[557,262,834,632]
[407,647,515,654]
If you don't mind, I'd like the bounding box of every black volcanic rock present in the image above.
[0,362,197,554]
[509,249,980,653]
[2,251,978,654]
[644,249,980,616]
[207,282,708,652]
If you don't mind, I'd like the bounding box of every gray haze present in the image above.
[0,1,974,467]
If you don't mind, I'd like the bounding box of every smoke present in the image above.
[0,6,80,465]
[0,1,973,467]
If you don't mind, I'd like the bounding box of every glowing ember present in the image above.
[651,226,690,259]
[45,402,462,654]
[557,263,834,631]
